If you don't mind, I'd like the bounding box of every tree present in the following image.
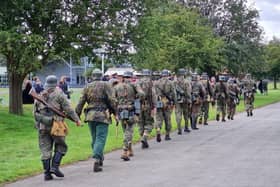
[131,2,224,74]
[0,0,141,115]
[265,38,280,89]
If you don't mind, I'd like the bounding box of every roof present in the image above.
[105,67,136,76]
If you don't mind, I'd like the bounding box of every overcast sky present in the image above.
[249,0,280,42]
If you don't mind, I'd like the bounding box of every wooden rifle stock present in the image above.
[29,89,76,122]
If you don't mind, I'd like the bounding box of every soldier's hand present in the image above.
[76,120,82,127]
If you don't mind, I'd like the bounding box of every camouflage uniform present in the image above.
[137,69,156,148]
[174,69,192,134]
[214,75,228,122]
[198,73,214,125]
[242,74,256,116]
[33,75,80,180]
[154,70,176,141]
[113,71,144,161]
[227,78,240,120]
[75,69,116,172]
[191,74,206,130]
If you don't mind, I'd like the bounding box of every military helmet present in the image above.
[161,69,170,77]
[191,73,199,81]
[123,71,133,78]
[91,68,103,78]
[44,75,58,89]
[245,73,251,79]
[152,71,160,76]
[201,72,209,80]
[142,69,152,76]
[177,68,186,76]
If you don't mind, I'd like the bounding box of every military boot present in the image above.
[222,116,226,122]
[42,159,53,181]
[177,128,182,135]
[93,159,102,172]
[50,152,64,178]
[165,134,171,141]
[128,143,134,157]
[184,125,191,133]
[216,114,220,121]
[250,111,253,116]
[191,116,199,130]
[121,149,130,161]
[141,136,149,149]
[247,111,250,117]
[203,118,208,125]
[156,129,161,142]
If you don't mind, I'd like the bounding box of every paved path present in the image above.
[6,103,280,187]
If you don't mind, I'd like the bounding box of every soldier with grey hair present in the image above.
[76,68,116,172]
[33,75,81,181]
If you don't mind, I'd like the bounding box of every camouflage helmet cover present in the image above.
[161,69,170,77]
[142,69,152,76]
[177,68,186,76]
[123,71,133,78]
[91,68,103,78]
[44,75,58,89]
[201,72,209,80]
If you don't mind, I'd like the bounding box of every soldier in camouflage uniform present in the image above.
[242,73,256,116]
[154,69,176,141]
[174,68,192,134]
[137,69,156,149]
[33,75,81,181]
[214,75,228,122]
[75,69,116,172]
[113,71,144,161]
[191,74,206,130]
[198,73,214,125]
[227,78,240,120]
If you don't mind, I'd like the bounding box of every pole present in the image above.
[102,53,105,75]
[70,54,73,85]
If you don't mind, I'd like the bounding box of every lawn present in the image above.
[0,85,280,184]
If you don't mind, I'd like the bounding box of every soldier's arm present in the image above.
[170,81,177,104]
[134,84,145,99]
[104,83,117,114]
[58,94,80,122]
[75,87,88,117]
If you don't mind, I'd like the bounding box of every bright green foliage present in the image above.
[131,3,224,72]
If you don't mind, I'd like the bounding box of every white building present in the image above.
[0,66,8,87]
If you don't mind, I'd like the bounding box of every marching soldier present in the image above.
[33,75,81,181]
[154,69,176,141]
[214,75,228,122]
[242,73,256,116]
[227,78,240,120]
[174,68,192,134]
[75,69,116,172]
[198,73,214,125]
[137,69,156,148]
[113,71,144,161]
[191,73,206,130]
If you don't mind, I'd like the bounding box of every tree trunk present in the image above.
[9,73,24,115]
[273,76,277,90]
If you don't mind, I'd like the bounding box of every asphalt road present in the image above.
[6,102,280,187]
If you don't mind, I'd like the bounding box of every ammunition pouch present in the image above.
[118,105,135,120]
[51,120,69,137]
[176,88,185,103]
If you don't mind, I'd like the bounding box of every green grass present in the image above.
[1,85,280,184]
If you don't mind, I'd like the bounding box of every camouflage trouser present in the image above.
[227,98,236,118]
[38,129,67,160]
[155,108,172,134]
[216,98,227,118]
[199,101,209,122]
[175,103,190,129]
[121,119,134,150]
[245,95,254,112]
[191,103,202,129]
[138,108,154,136]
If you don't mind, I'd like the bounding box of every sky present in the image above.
[249,0,280,42]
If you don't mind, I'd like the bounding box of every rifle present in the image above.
[29,89,76,122]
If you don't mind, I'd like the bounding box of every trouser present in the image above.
[39,129,67,160]
[191,103,201,129]
[199,101,209,122]
[245,96,254,113]
[155,108,172,134]
[175,103,190,129]
[227,99,236,118]
[138,108,154,136]
[88,121,109,160]
[216,98,227,119]
[121,119,134,150]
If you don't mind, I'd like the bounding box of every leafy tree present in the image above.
[131,2,224,74]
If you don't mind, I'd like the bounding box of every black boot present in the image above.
[141,139,149,149]
[250,111,253,116]
[191,116,199,130]
[216,114,220,121]
[42,159,53,181]
[50,152,64,177]
[165,134,171,141]
[156,133,161,142]
[184,126,191,133]
[99,155,104,166]
[177,128,182,135]
[247,111,250,117]
[93,160,102,172]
